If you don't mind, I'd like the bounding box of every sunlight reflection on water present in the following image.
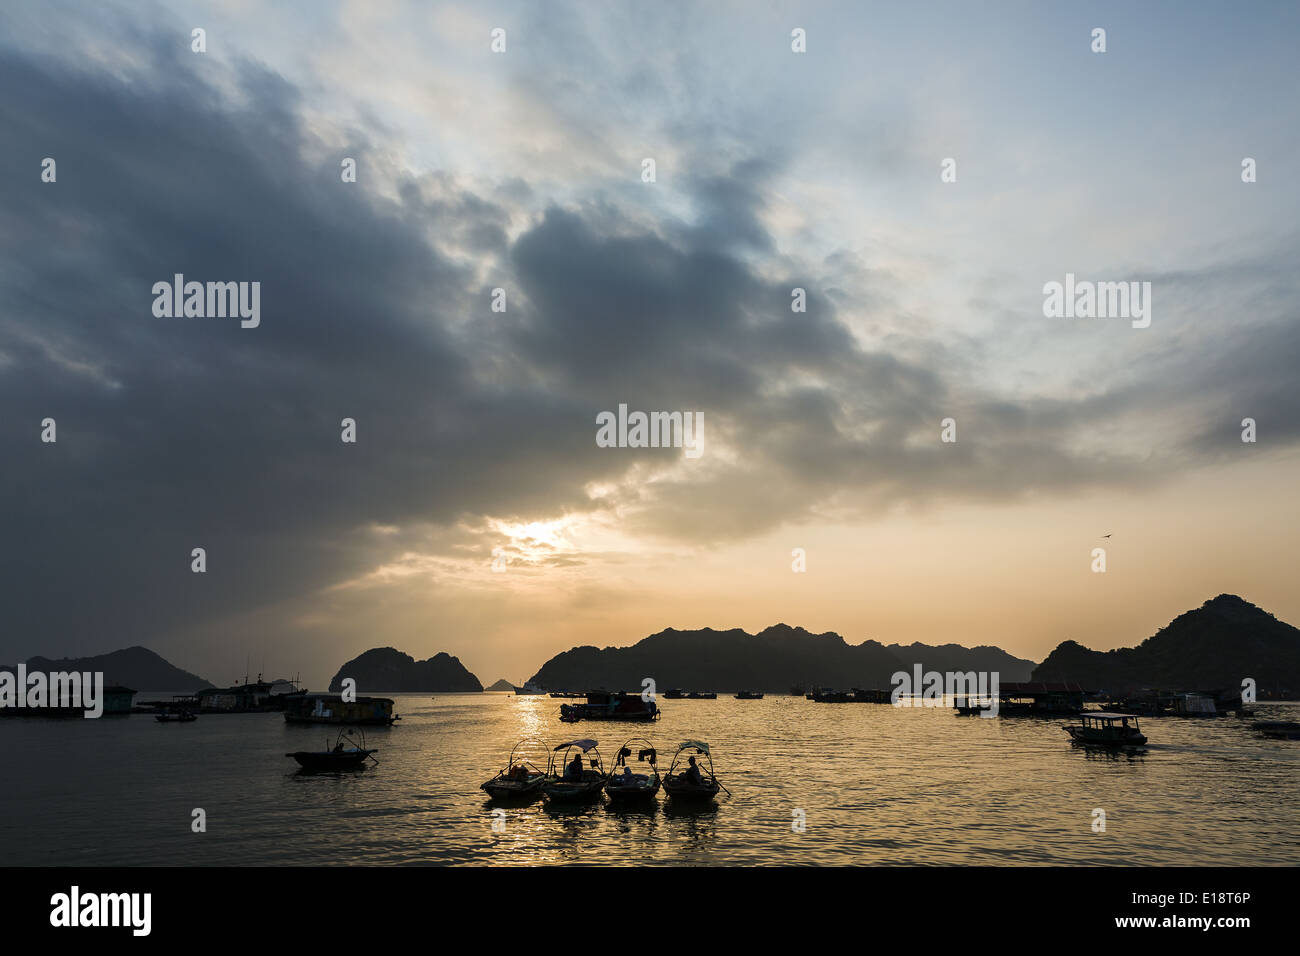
[1,694,1296,865]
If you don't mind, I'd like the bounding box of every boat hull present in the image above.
[559,710,658,722]
[663,779,721,801]
[481,775,546,799]
[1063,727,1146,746]
[605,778,660,803]
[542,774,606,802]
[1252,721,1300,740]
[287,749,376,770]
[284,714,396,726]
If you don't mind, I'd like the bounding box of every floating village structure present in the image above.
[283,693,399,726]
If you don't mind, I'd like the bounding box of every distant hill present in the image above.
[883,642,1035,682]
[328,647,482,693]
[485,678,515,692]
[0,646,211,691]
[527,623,1036,692]
[1033,594,1300,694]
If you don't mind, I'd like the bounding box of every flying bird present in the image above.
[1101,533,1112,538]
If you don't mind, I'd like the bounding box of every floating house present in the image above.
[283,693,398,726]
[196,676,306,713]
[809,687,891,703]
[1102,690,1233,717]
[102,685,136,715]
[974,681,1088,716]
[559,690,659,722]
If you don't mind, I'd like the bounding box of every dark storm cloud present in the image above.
[2,27,1297,661]
[0,39,615,653]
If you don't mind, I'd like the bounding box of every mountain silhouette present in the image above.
[1032,594,1299,694]
[527,623,1036,692]
[1,646,211,691]
[327,647,482,693]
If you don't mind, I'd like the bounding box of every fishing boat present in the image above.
[809,688,853,703]
[733,690,764,700]
[604,737,660,804]
[286,727,377,770]
[283,693,398,726]
[663,740,728,802]
[542,739,606,802]
[1062,713,1147,747]
[154,710,197,723]
[1252,720,1300,740]
[481,737,549,799]
[559,691,659,722]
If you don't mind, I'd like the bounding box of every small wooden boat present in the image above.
[604,738,660,804]
[1062,713,1147,747]
[481,736,549,799]
[155,711,197,722]
[1252,720,1300,740]
[286,728,377,770]
[663,740,728,801]
[542,739,606,802]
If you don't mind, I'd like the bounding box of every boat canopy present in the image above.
[677,740,710,754]
[554,738,598,751]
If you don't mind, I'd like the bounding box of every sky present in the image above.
[2,1,1298,689]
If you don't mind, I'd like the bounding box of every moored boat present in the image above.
[733,691,764,700]
[1252,720,1300,740]
[283,693,399,726]
[559,691,659,722]
[604,737,660,804]
[543,739,606,802]
[286,728,377,770]
[662,740,727,802]
[481,736,549,799]
[1062,712,1147,747]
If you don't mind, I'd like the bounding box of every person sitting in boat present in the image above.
[618,765,635,786]
[566,751,584,780]
[683,756,704,786]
